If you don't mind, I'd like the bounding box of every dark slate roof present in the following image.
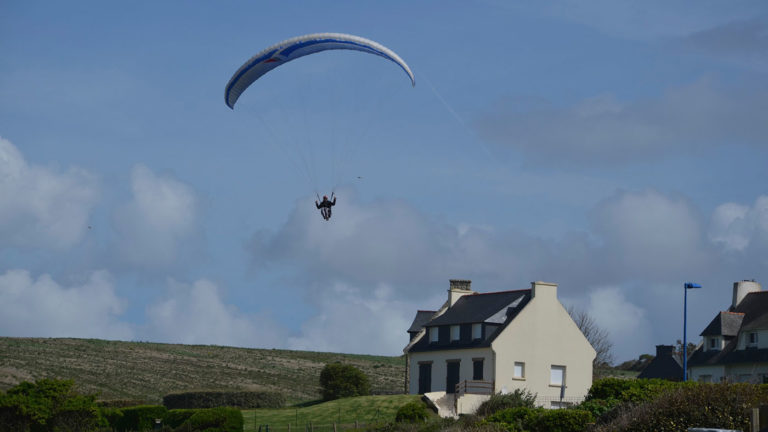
[690,290,768,368]
[406,290,532,353]
[637,345,683,381]
[408,310,436,333]
[733,291,768,331]
[427,290,530,326]
[700,312,744,336]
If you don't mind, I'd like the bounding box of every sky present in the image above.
[1,1,767,364]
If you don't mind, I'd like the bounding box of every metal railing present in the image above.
[455,380,494,396]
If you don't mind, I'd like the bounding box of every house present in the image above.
[637,345,683,381]
[688,280,768,384]
[403,279,596,416]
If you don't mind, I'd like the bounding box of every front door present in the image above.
[446,361,460,394]
[418,363,432,394]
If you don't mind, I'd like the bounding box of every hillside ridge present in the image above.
[0,337,405,404]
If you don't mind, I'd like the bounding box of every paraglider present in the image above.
[225,33,414,220]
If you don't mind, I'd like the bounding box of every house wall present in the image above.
[736,329,767,350]
[724,364,768,383]
[689,365,725,383]
[491,283,595,407]
[408,347,494,394]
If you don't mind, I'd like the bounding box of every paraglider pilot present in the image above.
[315,195,336,221]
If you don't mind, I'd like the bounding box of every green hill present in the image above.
[0,337,405,404]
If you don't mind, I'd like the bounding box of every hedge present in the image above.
[483,406,593,432]
[163,391,285,409]
[175,407,243,432]
[114,405,168,432]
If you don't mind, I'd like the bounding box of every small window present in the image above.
[429,327,438,343]
[450,325,460,341]
[748,332,758,346]
[514,362,525,379]
[550,365,565,386]
[709,338,717,349]
[472,323,482,340]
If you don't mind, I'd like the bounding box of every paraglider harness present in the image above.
[315,192,336,221]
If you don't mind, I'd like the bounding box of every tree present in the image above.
[319,363,371,401]
[0,378,100,432]
[567,306,615,367]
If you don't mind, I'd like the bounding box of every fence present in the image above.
[456,380,494,397]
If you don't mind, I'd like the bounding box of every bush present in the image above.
[531,409,593,432]
[164,409,197,429]
[395,401,430,423]
[587,378,679,404]
[163,391,285,409]
[177,407,244,432]
[319,363,371,401]
[114,405,168,431]
[593,382,768,432]
[475,389,537,417]
[0,378,100,432]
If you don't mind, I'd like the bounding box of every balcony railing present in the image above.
[456,380,494,396]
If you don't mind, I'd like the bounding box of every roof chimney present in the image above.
[531,281,558,301]
[448,279,473,307]
[656,345,674,357]
[732,280,761,309]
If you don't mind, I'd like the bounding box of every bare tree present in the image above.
[567,305,615,367]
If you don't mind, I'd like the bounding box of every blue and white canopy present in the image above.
[225,33,415,109]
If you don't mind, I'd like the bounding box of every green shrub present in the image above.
[0,378,100,432]
[163,391,285,409]
[475,389,537,417]
[593,382,768,432]
[395,401,430,423]
[164,409,197,429]
[177,407,243,432]
[587,378,679,404]
[319,363,371,401]
[531,409,593,432]
[115,405,168,431]
[483,406,543,431]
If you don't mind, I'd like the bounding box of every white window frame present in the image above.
[748,332,758,346]
[709,337,718,350]
[513,362,525,380]
[472,323,482,340]
[450,325,460,341]
[429,327,438,343]
[550,365,566,387]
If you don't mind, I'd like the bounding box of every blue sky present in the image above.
[1,1,767,363]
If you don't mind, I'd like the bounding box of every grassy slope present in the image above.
[0,337,405,404]
[242,394,423,431]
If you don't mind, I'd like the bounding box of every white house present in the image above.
[404,279,596,417]
[688,280,768,384]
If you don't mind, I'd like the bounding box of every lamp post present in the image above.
[683,282,702,381]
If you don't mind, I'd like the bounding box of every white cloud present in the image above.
[113,165,199,269]
[0,269,132,339]
[0,136,98,250]
[287,282,419,356]
[585,286,652,362]
[709,196,768,252]
[476,78,768,165]
[144,278,288,348]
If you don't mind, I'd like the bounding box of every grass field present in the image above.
[242,395,424,432]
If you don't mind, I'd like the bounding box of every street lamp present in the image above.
[683,282,702,381]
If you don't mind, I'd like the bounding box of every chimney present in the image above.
[656,345,674,357]
[732,280,761,308]
[448,279,473,307]
[531,281,558,301]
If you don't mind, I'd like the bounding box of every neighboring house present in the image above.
[404,279,596,417]
[688,280,768,384]
[637,345,683,381]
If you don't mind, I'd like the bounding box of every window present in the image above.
[550,365,565,386]
[513,362,525,379]
[709,338,718,349]
[748,332,758,346]
[450,325,460,341]
[473,359,484,380]
[472,323,482,340]
[429,327,438,343]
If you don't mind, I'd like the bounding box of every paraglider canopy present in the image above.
[225,33,415,109]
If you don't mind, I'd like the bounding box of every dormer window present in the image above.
[429,327,438,343]
[472,323,482,340]
[709,337,719,350]
[748,332,758,347]
[450,325,460,341]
